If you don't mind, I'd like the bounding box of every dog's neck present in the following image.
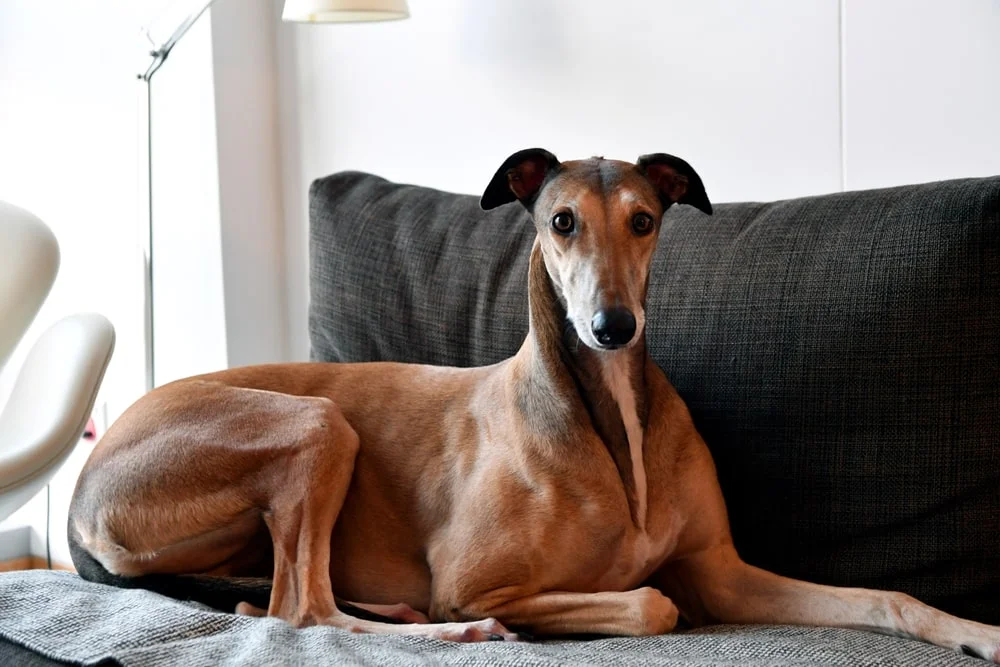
[515,240,650,527]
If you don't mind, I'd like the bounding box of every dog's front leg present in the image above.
[657,543,1000,662]
[456,588,680,637]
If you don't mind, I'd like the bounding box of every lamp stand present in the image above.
[137,0,409,391]
[138,0,215,392]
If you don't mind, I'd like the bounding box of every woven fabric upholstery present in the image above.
[310,172,1000,624]
[0,571,984,667]
[309,172,534,366]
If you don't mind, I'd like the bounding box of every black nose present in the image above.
[591,307,636,347]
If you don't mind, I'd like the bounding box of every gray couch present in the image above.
[0,173,996,666]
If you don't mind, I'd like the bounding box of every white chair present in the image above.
[0,201,115,523]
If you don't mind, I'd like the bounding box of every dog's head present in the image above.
[481,148,711,351]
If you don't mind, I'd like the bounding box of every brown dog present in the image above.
[69,149,1000,658]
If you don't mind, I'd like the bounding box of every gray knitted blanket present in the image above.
[0,571,979,666]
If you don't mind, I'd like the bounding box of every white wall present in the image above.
[843,0,1000,190]
[212,0,289,368]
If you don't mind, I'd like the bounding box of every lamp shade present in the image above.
[282,0,409,22]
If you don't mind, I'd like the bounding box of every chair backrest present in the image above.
[0,201,60,373]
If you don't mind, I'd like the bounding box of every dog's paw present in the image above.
[430,617,520,642]
[952,640,1000,663]
[235,601,267,618]
[633,586,680,636]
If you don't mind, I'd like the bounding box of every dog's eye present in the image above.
[552,212,575,235]
[632,213,654,235]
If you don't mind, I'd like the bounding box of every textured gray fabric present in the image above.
[309,173,535,366]
[0,571,983,667]
[0,635,79,667]
[309,173,1000,623]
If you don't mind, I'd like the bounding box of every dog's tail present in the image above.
[67,521,396,623]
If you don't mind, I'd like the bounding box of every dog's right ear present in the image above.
[480,148,560,211]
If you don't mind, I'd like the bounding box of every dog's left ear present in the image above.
[636,153,713,215]
[480,148,561,211]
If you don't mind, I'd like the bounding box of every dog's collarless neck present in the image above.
[517,239,650,526]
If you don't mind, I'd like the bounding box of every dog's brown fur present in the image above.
[69,150,1000,657]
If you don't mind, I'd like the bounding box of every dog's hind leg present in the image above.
[70,381,359,627]
[71,381,517,642]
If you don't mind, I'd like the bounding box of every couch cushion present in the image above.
[0,571,985,667]
[310,172,1000,624]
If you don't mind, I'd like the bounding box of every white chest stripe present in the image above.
[600,354,647,528]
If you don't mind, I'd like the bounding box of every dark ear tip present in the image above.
[682,196,712,215]
[479,186,514,210]
[667,200,713,215]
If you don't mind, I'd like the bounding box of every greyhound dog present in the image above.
[69,149,1000,659]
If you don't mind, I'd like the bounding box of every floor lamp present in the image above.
[138,0,409,391]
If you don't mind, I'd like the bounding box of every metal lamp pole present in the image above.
[137,0,409,391]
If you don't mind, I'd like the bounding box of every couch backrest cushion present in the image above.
[310,172,1000,623]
